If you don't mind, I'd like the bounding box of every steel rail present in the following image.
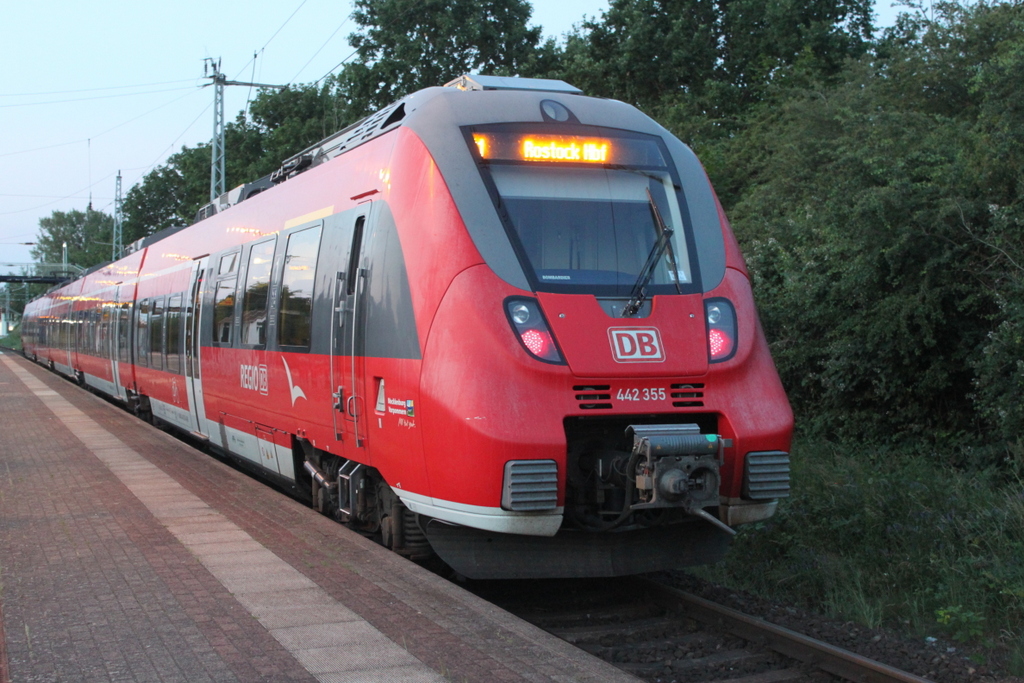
[640,578,934,683]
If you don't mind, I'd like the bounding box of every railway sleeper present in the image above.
[549,616,686,644]
[577,631,715,656]
[618,649,772,677]
[520,602,661,627]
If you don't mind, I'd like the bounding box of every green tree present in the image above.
[236,82,343,179]
[121,145,211,242]
[31,208,114,270]
[958,2,1024,442]
[556,0,873,124]
[702,1,1024,445]
[334,0,548,117]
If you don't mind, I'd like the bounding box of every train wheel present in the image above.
[376,479,396,548]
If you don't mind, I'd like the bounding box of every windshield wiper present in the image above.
[622,189,683,317]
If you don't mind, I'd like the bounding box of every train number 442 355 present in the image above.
[616,387,667,401]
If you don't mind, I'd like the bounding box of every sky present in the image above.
[0,0,905,268]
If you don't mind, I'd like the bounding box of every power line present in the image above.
[0,78,196,98]
[0,87,202,159]
[0,171,117,217]
[0,85,196,109]
[290,15,351,84]
[314,0,431,84]
[261,0,310,53]
[228,0,311,83]
[126,99,214,187]
[317,47,360,85]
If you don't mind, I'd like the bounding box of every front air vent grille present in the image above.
[743,451,791,500]
[671,383,705,407]
[502,460,559,511]
[574,385,612,410]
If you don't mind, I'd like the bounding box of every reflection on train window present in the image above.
[118,302,132,363]
[150,296,165,371]
[278,226,322,349]
[100,304,112,357]
[166,293,183,374]
[137,298,151,367]
[219,251,239,276]
[213,279,237,345]
[75,308,87,352]
[489,165,692,294]
[241,238,276,346]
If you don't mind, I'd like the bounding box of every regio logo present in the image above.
[240,363,269,395]
[608,327,665,362]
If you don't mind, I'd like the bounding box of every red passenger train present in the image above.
[22,75,793,579]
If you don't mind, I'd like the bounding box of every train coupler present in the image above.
[627,424,735,536]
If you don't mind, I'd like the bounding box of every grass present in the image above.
[694,438,1024,666]
[0,327,21,351]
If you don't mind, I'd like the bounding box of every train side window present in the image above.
[79,308,88,354]
[278,226,322,349]
[65,310,73,350]
[240,238,277,347]
[137,298,151,367]
[150,296,165,371]
[94,307,102,355]
[213,278,237,346]
[100,304,112,358]
[118,302,132,363]
[219,251,239,276]
[76,308,87,352]
[166,293,183,374]
[346,216,365,296]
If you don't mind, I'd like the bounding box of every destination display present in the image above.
[471,131,666,167]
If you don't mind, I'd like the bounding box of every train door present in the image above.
[330,205,375,450]
[184,256,210,437]
[110,289,128,402]
[60,301,74,372]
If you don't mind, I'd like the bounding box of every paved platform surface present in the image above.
[0,351,638,683]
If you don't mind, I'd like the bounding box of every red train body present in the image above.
[22,76,793,578]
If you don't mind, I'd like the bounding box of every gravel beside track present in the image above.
[656,572,1021,683]
[467,573,1024,683]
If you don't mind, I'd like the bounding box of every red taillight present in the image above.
[705,298,737,363]
[708,328,732,359]
[505,298,565,364]
[521,329,551,357]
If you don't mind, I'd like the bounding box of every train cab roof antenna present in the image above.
[202,58,287,202]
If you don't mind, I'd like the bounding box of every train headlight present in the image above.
[504,297,565,364]
[704,298,737,362]
[510,303,531,325]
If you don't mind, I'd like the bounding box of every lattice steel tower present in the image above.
[113,172,123,260]
[203,58,286,202]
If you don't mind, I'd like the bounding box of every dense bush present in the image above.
[698,440,1024,643]
[682,1,1024,454]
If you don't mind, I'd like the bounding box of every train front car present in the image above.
[398,77,793,579]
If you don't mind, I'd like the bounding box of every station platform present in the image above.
[0,351,637,683]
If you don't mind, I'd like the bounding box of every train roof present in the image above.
[189,74,586,226]
[75,75,726,295]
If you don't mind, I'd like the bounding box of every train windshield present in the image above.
[470,127,697,295]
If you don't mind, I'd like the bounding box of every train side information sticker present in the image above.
[608,327,665,362]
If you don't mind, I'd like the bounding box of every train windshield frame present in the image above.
[465,123,702,296]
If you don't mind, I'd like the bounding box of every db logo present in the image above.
[608,327,665,362]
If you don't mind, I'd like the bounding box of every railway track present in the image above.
[471,577,934,683]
